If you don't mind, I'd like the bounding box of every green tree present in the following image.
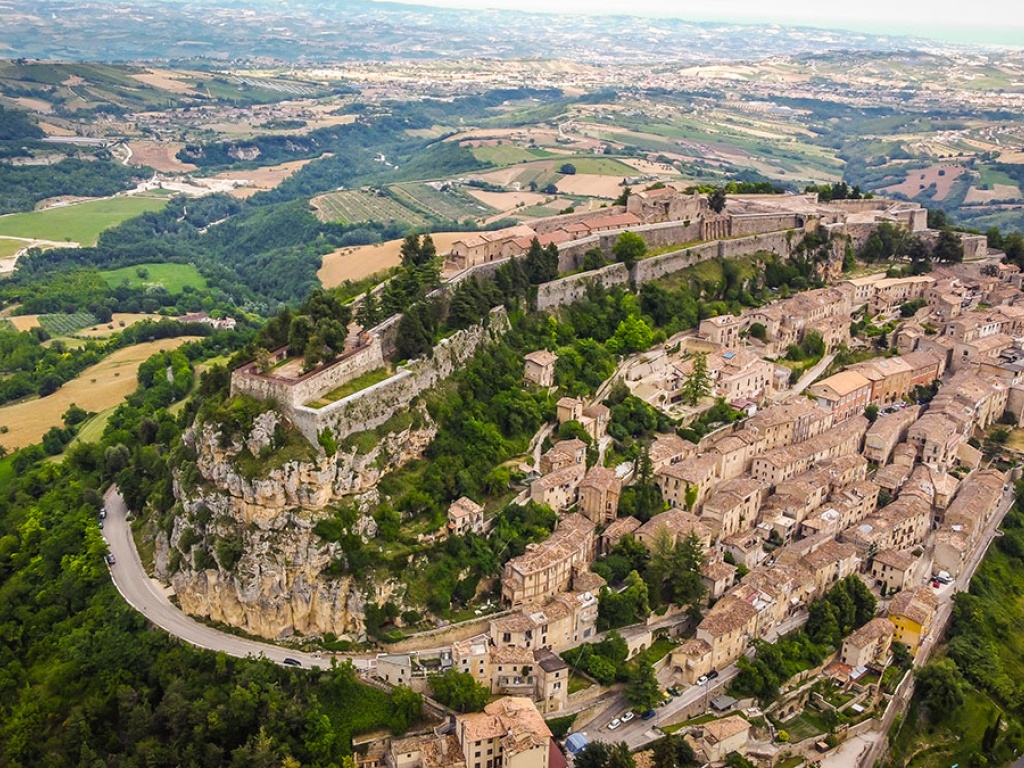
[626,657,662,711]
[864,404,879,423]
[681,352,711,406]
[708,188,727,214]
[652,734,696,768]
[934,229,964,263]
[608,314,654,354]
[428,669,490,713]
[916,659,965,719]
[575,741,636,768]
[389,685,423,735]
[613,231,647,270]
[748,322,767,342]
[356,289,381,329]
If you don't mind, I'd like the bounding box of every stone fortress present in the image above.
[231,186,982,447]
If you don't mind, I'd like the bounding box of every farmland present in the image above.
[470,145,556,166]
[100,262,208,294]
[0,238,23,259]
[38,312,98,337]
[0,336,200,451]
[318,231,469,287]
[312,189,430,227]
[0,196,169,246]
[390,182,497,223]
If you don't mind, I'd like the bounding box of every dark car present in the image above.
[106,553,116,565]
[282,658,302,667]
[708,669,719,680]
[641,709,656,721]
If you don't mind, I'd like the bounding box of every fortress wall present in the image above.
[728,213,803,236]
[536,263,631,311]
[290,308,511,444]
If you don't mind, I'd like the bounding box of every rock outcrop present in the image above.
[163,408,436,640]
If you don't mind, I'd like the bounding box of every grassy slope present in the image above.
[0,196,168,245]
[100,262,208,293]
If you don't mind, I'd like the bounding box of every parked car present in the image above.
[667,685,682,696]
[105,553,116,565]
[282,658,302,667]
[99,508,107,520]
[641,709,656,721]
[697,674,709,685]
[707,669,719,680]
[621,711,635,722]
[607,718,621,730]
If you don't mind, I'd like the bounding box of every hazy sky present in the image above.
[385,0,1024,46]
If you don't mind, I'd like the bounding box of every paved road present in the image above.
[103,487,372,671]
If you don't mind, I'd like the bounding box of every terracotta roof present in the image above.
[845,617,895,648]
[873,548,916,572]
[581,466,621,493]
[449,496,484,520]
[888,586,939,626]
[699,596,759,638]
[702,715,750,743]
[524,350,558,367]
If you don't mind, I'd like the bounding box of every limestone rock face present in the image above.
[165,408,435,640]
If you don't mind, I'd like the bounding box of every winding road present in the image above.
[103,487,373,671]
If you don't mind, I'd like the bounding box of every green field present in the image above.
[0,196,169,246]
[100,262,207,294]
[566,157,638,175]
[471,145,555,166]
[38,312,98,336]
[0,238,24,259]
[390,182,496,223]
[313,189,430,227]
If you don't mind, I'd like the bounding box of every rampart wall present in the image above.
[288,307,511,444]
[232,337,386,410]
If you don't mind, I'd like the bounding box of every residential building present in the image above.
[848,356,914,405]
[887,587,939,656]
[501,515,596,606]
[869,548,919,595]
[750,417,867,487]
[524,350,558,388]
[701,478,765,538]
[599,516,641,555]
[530,463,585,513]
[840,618,896,668]
[907,413,964,469]
[698,716,751,762]
[655,454,720,511]
[843,494,932,557]
[635,508,714,550]
[578,466,622,524]
[455,697,551,768]
[933,469,1005,577]
[699,314,745,347]
[864,406,921,464]
[807,371,873,423]
[539,439,586,474]
[694,595,760,671]
[449,497,486,537]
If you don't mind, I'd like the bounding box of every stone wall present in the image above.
[531,205,626,235]
[729,213,803,236]
[290,308,511,444]
[536,263,631,311]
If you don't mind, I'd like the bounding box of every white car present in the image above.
[697,675,709,685]
[621,711,635,722]
[607,718,622,730]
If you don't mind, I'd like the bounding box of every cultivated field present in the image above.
[5,315,40,332]
[74,313,165,338]
[312,189,430,227]
[0,337,200,451]
[127,141,197,173]
[38,312,97,336]
[470,145,555,166]
[0,196,169,246]
[318,232,468,287]
[964,184,1022,204]
[214,157,322,199]
[464,189,549,211]
[100,262,208,294]
[553,174,625,198]
[882,164,967,201]
[390,183,496,223]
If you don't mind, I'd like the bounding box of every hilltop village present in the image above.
[187,187,1020,763]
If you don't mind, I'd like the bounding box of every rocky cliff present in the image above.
[161,407,436,640]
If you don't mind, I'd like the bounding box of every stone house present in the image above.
[539,439,587,474]
[869,548,918,594]
[655,455,720,511]
[578,466,622,524]
[888,587,939,657]
[840,617,896,668]
[698,715,751,762]
[848,356,914,405]
[807,370,873,423]
[701,478,765,538]
[530,463,586,513]
[449,497,486,537]
[598,516,641,555]
[523,350,558,388]
[699,313,745,347]
[694,595,760,671]
[864,406,921,464]
[635,508,714,550]
[456,697,551,768]
[501,515,596,606]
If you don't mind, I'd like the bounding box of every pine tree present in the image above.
[356,289,381,330]
[681,352,711,406]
